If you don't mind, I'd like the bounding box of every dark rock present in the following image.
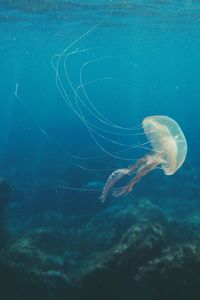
[137,244,200,300]
[69,222,166,300]
[0,178,11,219]
[1,196,200,300]
[0,178,11,249]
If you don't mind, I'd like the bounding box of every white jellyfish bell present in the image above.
[99,115,188,202]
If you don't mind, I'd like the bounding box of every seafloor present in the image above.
[0,160,200,300]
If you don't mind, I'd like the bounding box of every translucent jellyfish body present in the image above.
[99,115,187,202]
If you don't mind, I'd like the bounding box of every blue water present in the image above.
[0,1,200,299]
[1,2,199,181]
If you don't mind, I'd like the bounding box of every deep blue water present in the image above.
[0,1,200,299]
[1,1,200,186]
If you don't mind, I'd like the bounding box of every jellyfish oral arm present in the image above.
[99,168,130,203]
[100,155,161,202]
[100,156,150,202]
[113,155,161,197]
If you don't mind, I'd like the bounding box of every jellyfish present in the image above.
[14,21,188,199]
[99,115,187,202]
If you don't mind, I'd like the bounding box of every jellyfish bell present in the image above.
[142,115,188,175]
[99,115,187,202]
